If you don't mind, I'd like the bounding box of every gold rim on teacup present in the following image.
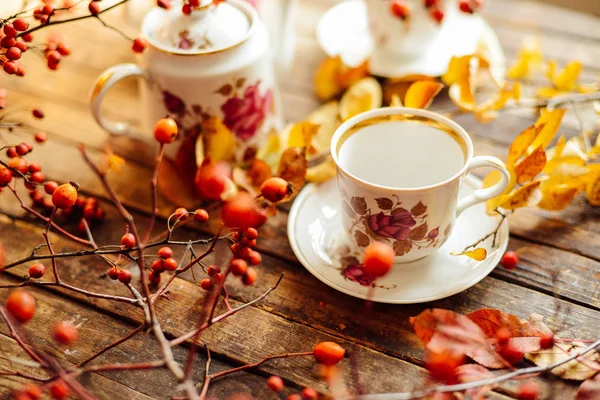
[142,0,257,57]
[330,107,475,193]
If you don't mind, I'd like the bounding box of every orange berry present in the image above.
[50,380,69,400]
[230,258,247,276]
[158,246,173,259]
[244,227,258,240]
[195,158,231,201]
[501,251,519,270]
[200,278,213,290]
[516,381,540,400]
[151,259,165,273]
[430,8,444,23]
[44,181,58,195]
[153,117,178,144]
[260,177,290,203]
[28,263,46,279]
[6,290,35,323]
[88,1,101,14]
[120,233,136,249]
[301,387,318,400]
[389,0,410,19]
[54,321,78,345]
[118,269,132,285]
[313,342,345,366]
[108,267,119,280]
[132,36,147,53]
[22,384,42,399]
[242,267,257,285]
[363,242,394,277]
[193,208,209,222]
[248,250,262,266]
[51,182,78,209]
[0,166,13,187]
[425,351,464,382]
[163,257,178,271]
[222,192,265,229]
[267,375,284,392]
[173,207,188,222]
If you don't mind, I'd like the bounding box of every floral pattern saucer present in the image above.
[287,176,508,304]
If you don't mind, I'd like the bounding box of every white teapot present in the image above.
[92,0,293,163]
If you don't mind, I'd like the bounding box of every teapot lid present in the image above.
[145,0,254,54]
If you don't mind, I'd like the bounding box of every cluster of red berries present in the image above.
[0,19,30,76]
[149,245,179,285]
[43,35,72,71]
[494,327,554,367]
[33,3,56,25]
[389,0,484,24]
[181,0,202,15]
[13,379,71,400]
[266,376,318,400]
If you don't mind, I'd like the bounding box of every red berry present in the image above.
[1,36,16,48]
[6,290,35,323]
[57,43,71,56]
[13,19,29,32]
[3,23,17,38]
[516,381,540,400]
[158,246,173,259]
[50,380,69,400]
[16,41,28,52]
[459,0,474,13]
[54,321,78,345]
[301,387,318,400]
[389,0,410,19]
[500,344,524,365]
[31,171,45,183]
[32,108,44,119]
[0,166,12,187]
[44,181,58,195]
[9,157,28,173]
[425,351,464,382]
[108,267,119,280]
[157,0,172,9]
[244,227,258,240]
[496,327,511,347]
[363,242,394,278]
[222,192,264,229]
[242,267,257,285]
[153,117,178,144]
[118,269,132,284]
[195,158,231,201]
[430,8,444,23]
[207,265,220,276]
[149,270,161,285]
[182,4,192,14]
[29,263,46,279]
[28,163,42,173]
[193,208,209,222]
[121,233,136,249]
[287,396,302,400]
[3,61,18,74]
[248,250,261,266]
[540,333,554,350]
[423,0,437,7]
[260,177,290,203]
[132,36,147,53]
[267,375,284,392]
[151,259,165,273]
[52,182,78,209]
[15,143,28,156]
[314,342,345,366]
[21,384,42,399]
[200,278,213,290]
[6,47,21,60]
[42,5,54,15]
[189,0,201,6]
[212,272,224,284]
[22,33,33,42]
[163,257,178,271]
[46,49,61,63]
[34,131,48,143]
[230,258,247,276]
[6,147,18,158]
[173,207,188,222]
[88,1,101,14]
[501,251,519,270]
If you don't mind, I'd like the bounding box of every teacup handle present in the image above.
[456,156,510,217]
[90,63,147,138]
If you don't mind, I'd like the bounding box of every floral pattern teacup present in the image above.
[330,107,510,263]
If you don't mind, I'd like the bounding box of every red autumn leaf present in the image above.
[467,308,546,338]
[456,364,495,400]
[410,309,507,369]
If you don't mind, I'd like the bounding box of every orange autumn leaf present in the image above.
[451,248,487,261]
[483,169,516,214]
[528,109,567,152]
[403,80,444,109]
[515,146,546,184]
[278,147,307,200]
[339,77,382,121]
[499,181,541,210]
[466,309,545,338]
[538,184,579,211]
[202,117,236,162]
[157,157,198,210]
[506,38,543,80]
[586,172,600,206]
[287,121,320,155]
[507,124,543,168]
[313,56,369,101]
[248,159,273,187]
[553,61,582,91]
[442,55,472,86]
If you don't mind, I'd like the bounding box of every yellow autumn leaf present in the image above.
[442,55,472,86]
[545,60,556,82]
[306,101,341,155]
[545,163,594,192]
[448,80,476,111]
[528,108,567,152]
[553,61,582,91]
[512,81,522,101]
[474,84,515,123]
[106,154,125,173]
[202,117,236,162]
[543,156,586,174]
[314,56,344,101]
[538,184,579,211]
[499,181,542,210]
[306,159,337,183]
[288,121,320,155]
[506,38,543,79]
[483,169,516,214]
[536,86,563,99]
[339,77,382,121]
[403,80,444,109]
[552,135,566,158]
[515,146,546,184]
[451,248,487,261]
[390,94,403,107]
[586,172,600,206]
[507,124,542,168]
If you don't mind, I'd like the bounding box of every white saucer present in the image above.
[316,0,505,78]
[287,176,508,304]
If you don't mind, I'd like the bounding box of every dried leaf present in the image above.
[393,240,412,256]
[106,154,125,173]
[483,169,516,214]
[506,38,543,79]
[451,248,487,261]
[528,109,567,152]
[474,84,515,123]
[526,342,600,381]
[586,172,600,206]
[232,167,259,197]
[277,147,307,200]
[442,55,472,86]
[202,118,236,162]
[466,309,545,338]
[411,201,427,217]
[576,374,600,400]
[538,184,579,211]
[215,83,233,96]
[306,159,337,183]
[507,124,543,168]
[313,56,369,101]
[339,77,382,121]
[408,223,428,241]
[499,181,542,210]
[456,364,495,399]
[248,159,273,187]
[351,196,368,215]
[553,61,582,91]
[403,80,444,109]
[448,80,476,112]
[354,231,371,247]
[157,157,198,210]
[307,101,341,155]
[256,128,282,170]
[515,146,546,184]
[287,122,321,155]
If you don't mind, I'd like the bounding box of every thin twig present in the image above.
[77,324,147,367]
[143,144,165,244]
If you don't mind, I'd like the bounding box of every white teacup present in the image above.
[330,107,510,263]
[91,0,283,163]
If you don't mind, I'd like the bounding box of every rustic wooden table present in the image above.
[1,0,600,399]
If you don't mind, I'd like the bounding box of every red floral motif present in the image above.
[220,82,273,141]
[162,90,186,115]
[342,264,375,287]
[368,211,416,241]
[428,227,439,239]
